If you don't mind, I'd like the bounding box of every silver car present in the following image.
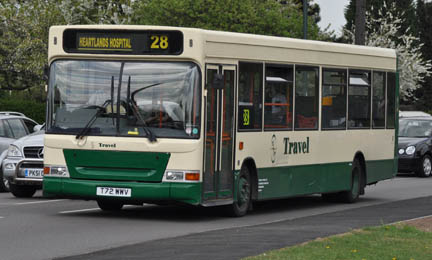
[0,112,41,192]
[2,130,44,197]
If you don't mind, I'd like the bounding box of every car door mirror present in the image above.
[33,124,44,132]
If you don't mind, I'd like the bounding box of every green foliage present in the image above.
[0,0,133,94]
[0,97,45,124]
[412,0,432,111]
[132,0,320,39]
[244,224,432,260]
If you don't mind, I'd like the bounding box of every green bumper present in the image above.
[43,177,202,205]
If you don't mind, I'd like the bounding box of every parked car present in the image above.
[0,112,42,191]
[2,129,44,197]
[399,111,432,118]
[398,116,432,177]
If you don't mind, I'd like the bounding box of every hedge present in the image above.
[0,98,46,124]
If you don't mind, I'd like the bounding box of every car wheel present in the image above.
[0,167,10,192]
[416,154,432,178]
[97,200,124,211]
[9,184,37,198]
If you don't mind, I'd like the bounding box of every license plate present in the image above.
[24,169,44,178]
[96,187,131,197]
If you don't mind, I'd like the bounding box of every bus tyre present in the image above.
[416,154,432,178]
[226,166,251,217]
[97,200,124,211]
[9,184,37,198]
[340,159,361,203]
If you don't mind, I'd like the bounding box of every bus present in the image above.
[43,25,398,217]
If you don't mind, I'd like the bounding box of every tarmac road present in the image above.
[0,175,431,260]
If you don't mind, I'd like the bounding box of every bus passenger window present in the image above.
[238,62,263,130]
[264,65,293,130]
[322,69,347,130]
[387,72,396,129]
[295,66,319,130]
[372,71,386,128]
[348,70,371,129]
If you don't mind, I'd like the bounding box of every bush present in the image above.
[0,98,45,124]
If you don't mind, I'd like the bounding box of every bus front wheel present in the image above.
[97,200,124,211]
[226,166,251,217]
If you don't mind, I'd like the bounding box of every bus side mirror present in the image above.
[211,73,224,90]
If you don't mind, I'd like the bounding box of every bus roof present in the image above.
[49,25,396,70]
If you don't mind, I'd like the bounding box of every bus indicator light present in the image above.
[239,142,244,150]
[44,167,50,175]
[185,172,200,181]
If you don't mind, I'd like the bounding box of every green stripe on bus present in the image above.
[43,177,202,205]
[256,159,394,200]
[63,149,170,182]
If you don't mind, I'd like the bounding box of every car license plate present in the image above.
[96,187,131,197]
[24,169,44,178]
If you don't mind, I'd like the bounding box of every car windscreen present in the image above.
[399,119,432,137]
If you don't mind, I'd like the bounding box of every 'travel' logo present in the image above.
[283,137,310,155]
[99,143,116,148]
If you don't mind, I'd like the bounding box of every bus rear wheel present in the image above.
[226,166,251,217]
[340,159,362,203]
[97,200,124,211]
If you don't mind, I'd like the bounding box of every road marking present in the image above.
[14,199,66,205]
[59,208,100,214]
[0,216,4,219]
[59,205,139,214]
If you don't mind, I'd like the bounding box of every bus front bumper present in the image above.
[43,177,202,206]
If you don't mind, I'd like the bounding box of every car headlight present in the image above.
[7,145,22,158]
[405,146,416,155]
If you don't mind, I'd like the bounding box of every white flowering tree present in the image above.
[343,2,432,100]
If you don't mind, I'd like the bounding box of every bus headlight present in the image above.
[44,166,70,177]
[405,146,416,155]
[163,170,200,182]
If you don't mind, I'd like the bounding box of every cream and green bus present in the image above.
[43,25,398,217]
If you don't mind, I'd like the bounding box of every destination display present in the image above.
[63,29,183,55]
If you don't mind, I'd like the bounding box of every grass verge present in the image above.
[244,224,432,260]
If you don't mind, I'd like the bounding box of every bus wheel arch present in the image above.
[353,152,367,196]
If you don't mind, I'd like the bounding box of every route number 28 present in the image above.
[150,35,169,49]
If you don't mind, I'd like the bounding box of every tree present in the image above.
[413,0,432,111]
[345,0,417,40]
[343,2,431,100]
[132,0,320,39]
[355,0,366,45]
[0,0,133,95]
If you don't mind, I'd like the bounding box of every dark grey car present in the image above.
[0,112,41,191]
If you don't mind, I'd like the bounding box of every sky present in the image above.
[313,0,350,36]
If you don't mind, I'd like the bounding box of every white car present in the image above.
[2,130,44,198]
[0,111,42,192]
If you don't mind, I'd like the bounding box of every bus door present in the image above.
[204,65,236,202]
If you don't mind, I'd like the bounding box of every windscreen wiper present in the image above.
[75,75,118,140]
[127,76,157,143]
[75,104,107,140]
